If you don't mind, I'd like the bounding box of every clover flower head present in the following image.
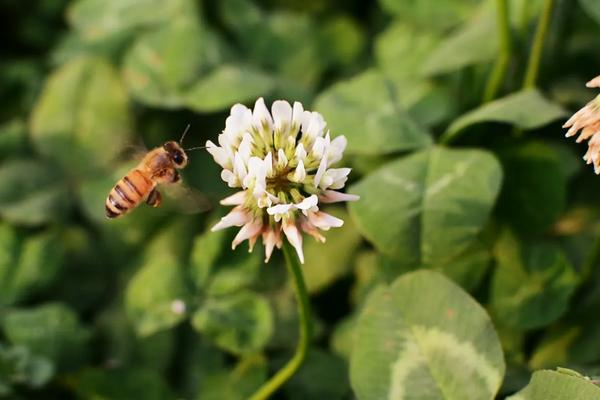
[564,76,600,174]
[206,98,359,263]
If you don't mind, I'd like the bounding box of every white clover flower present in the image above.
[206,98,359,263]
[564,76,600,174]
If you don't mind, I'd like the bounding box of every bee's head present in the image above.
[163,141,188,168]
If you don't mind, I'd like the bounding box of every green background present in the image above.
[3,0,600,398]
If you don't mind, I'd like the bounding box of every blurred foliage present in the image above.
[3,0,600,398]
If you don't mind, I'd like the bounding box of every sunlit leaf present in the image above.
[507,369,600,400]
[185,65,274,113]
[67,0,190,41]
[30,56,132,176]
[122,14,209,108]
[314,70,432,155]
[351,270,505,400]
[192,290,273,355]
[349,146,502,267]
[491,229,579,330]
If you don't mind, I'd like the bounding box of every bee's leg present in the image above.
[172,170,181,183]
[146,189,162,208]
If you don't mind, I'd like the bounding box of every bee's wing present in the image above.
[161,182,213,214]
[115,139,149,164]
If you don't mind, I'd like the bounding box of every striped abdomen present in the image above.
[105,169,154,219]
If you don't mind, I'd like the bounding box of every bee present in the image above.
[105,126,204,219]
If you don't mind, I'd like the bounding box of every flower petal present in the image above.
[295,194,318,211]
[206,140,230,168]
[220,191,246,205]
[308,211,344,230]
[283,220,304,264]
[272,100,293,142]
[211,207,251,231]
[262,228,281,262]
[232,219,263,249]
[319,190,360,203]
[587,75,600,88]
[291,160,307,183]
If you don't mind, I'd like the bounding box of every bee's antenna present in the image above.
[179,124,191,145]
[185,146,207,151]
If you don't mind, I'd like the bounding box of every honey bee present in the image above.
[105,127,204,219]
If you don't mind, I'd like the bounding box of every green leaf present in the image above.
[491,230,579,330]
[284,349,350,400]
[75,368,175,400]
[190,225,262,297]
[194,354,267,400]
[0,344,54,393]
[314,70,432,155]
[378,0,480,31]
[350,270,505,400]
[349,146,502,267]
[331,315,356,361]
[507,369,600,400]
[185,65,274,113]
[125,254,190,337]
[423,9,497,76]
[238,11,324,87]
[0,119,28,160]
[433,239,491,292]
[122,12,218,108]
[302,208,362,294]
[445,89,567,140]
[375,23,439,83]
[125,219,193,336]
[192,290,273,355]
[29,56,131,176]
[528,327,582,370]
[579,0,600,26]
[0,159,69,226]
[67,0,189,41]
[496,142,571,235]
[319,16,366,67]
[3,303,89,371]
[373,24,454,127]
[0,228,66,305]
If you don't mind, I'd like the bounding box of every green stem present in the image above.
[483,0,512,102]
[249,242,312,400]
[523,0,555,89]
[519,0,532,38]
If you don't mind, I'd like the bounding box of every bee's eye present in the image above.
[173,152,184,165]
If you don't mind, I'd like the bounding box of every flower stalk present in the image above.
[523,0,555,89]
[483,0,512,102]
[249,242,312,400]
